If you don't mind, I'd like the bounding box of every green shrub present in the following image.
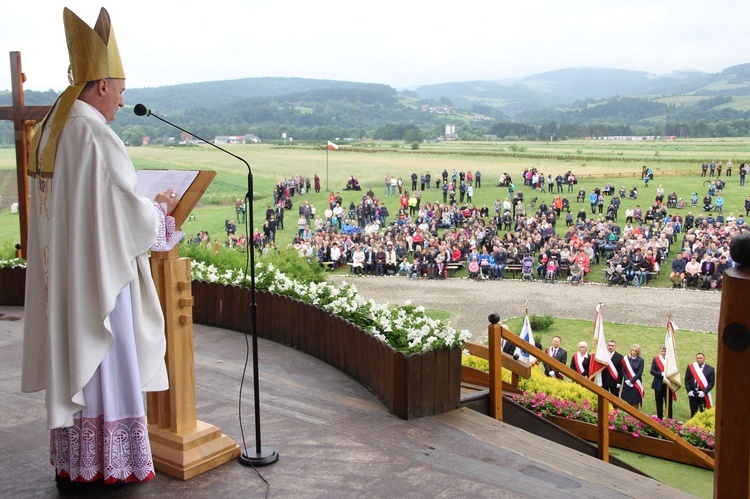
[462,354,489,372]
[181,245,327,286]
[685,407,715,432]
[529,314,555,331]
[180,243,247,271]
[518,367,595,406]
[258,248,327,284]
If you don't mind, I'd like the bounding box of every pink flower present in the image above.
[632,432,640,438]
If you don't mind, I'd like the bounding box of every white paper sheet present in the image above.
[136,169,200,199]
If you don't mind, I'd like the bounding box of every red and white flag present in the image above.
[663,320,681,396]
[588,304,617,385]
[327,140,339,151]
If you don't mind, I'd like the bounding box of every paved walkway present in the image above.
[329,276,722,342]
[1,305,694,498]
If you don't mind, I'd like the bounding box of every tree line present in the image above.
[4,85,750,145]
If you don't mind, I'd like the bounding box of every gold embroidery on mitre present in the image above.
[28,8,125,178]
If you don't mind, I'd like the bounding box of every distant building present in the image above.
[214,135,245,145]
[590,135,678,141]
[214,134,262,144]
[445,124,457,140]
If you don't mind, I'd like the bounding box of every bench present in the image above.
[446,261,466,277]
[505,264,523,277]
[602,264,659,284]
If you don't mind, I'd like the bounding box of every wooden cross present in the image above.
[0,52,52,259]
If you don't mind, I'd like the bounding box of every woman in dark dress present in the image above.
[570,341,590,378]
[621,344,644,408]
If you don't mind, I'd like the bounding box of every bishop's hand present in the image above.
[155,189,179,215]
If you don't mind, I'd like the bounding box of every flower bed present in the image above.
[191,260,471,354]
[512,391,715,452]
[188,258,471,419]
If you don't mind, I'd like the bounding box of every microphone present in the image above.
[133,103,149,116]
[134,104,278,467]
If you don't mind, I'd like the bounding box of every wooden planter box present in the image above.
[546,414,714,469]
[0,266,25,306]
[191,282,462,420]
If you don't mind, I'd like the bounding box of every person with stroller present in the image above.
[521,254,534,281]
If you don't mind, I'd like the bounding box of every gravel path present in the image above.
[328,275,722,341]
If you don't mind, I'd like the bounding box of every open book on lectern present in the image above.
[136,169,216,228]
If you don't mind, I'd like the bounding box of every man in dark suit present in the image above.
[685,352,715,417]
[543,336,567,380]
[601,340,624,396]
[650,346,673,420]
[363,245,375,275]
[502,338,517,357]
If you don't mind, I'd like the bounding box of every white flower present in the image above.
[190,256,469,353]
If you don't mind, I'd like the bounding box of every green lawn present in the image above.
[611,448,713,498]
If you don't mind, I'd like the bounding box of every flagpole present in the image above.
[666,314,673,419]
[666,386,671,419]
[667,315,672,414]
[326,141,329,192]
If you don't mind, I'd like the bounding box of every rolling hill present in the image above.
[3,63,750,144]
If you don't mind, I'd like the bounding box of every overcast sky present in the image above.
[2,0,749,93]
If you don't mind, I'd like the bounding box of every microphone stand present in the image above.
[135,105,279,466]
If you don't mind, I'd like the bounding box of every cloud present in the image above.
[2,0,749,91]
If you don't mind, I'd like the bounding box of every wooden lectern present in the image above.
[146,170,241,479]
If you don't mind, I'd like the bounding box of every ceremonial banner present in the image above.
[589,304,617,384]
[517,314,536,364]
[663,320,681,396]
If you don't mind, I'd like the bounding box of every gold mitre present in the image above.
[64,7,125,83]
[29,7,125,178]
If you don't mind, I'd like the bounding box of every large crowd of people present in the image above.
[186,163,748,289]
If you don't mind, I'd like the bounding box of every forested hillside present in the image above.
[3,64,750,145]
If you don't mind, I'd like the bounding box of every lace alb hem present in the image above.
[50,414,155,483]
[151,202,184,251]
